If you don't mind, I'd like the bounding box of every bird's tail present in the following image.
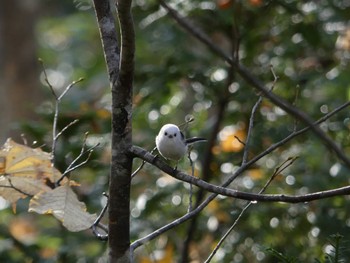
[186,137,207,144]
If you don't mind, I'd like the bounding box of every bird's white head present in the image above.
[155,124,186,161]
[159,124,182,140]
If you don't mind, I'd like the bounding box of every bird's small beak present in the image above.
[168,135,173,139]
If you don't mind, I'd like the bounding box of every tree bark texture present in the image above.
[93,0,134,262]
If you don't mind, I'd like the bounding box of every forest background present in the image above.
[1,0,350,262]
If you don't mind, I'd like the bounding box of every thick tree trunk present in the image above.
[93,0,134,261]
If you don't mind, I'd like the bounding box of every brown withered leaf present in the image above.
[0,176,51,204]
[0,139,64,207]
[29,184,97,232]
[0,138,62,181]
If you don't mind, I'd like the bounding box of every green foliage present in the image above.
[325,234,347,263]
[1,0,350,262]
[267,234,348,263]
[265,247,298,263]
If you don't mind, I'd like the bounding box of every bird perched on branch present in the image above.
[155,124,206,162]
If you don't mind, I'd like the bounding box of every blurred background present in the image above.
[1,0,350,262]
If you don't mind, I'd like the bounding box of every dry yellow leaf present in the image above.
[29,183,97,232]
[0,138,61,182]
[0,139,64,207]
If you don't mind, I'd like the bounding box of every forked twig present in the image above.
[179,115,195,131]
[159,0,350,168]
[204,156,298,262]
[39,59,84,166]
[131,147,157,178]
[269,64,279,91]
[56,132,100,185]
[91,192,109,241]
[242,96,262,165]
[54,119,79,140]
[130,100,350,251]
[39,58,56,99]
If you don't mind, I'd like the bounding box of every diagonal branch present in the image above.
[204,157,297,262]
[130,145,350,203]
[159,0,350,168]
[130,100,350,251]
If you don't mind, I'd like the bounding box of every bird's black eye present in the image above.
[164,132,168,136]
[174,133,177,137]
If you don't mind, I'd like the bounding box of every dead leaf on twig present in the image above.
[29,183,97,232]
[0,138,63,208]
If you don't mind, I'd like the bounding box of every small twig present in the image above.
[205,156,298,262]
[57,144,99,183]
[38,58,57,99]
[91,192,109,241]
[51,78,84,163]
[269,64,279,91]
[58,78,84,101]
[293,85,300,132]
[56,133,99,185]
[160,0,350,167]
[64,147,96,174]
[54,119,79,141]
[187,150,195,212]
[131,147,157,178]
[178,115,195,131]
[40,57,84,167]
[242,96,262,165]
[234,136,245,146]
[130,100,350,250]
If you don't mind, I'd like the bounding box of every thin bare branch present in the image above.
[242,96,262,165]
[130,100,350,251]
[293,85,300,132]
[48,75,83,165]
[187,150,195,212]
[131,147,156,178]
[130,145,350,203]
[92,192,109,241]
[56,133,99,185]
[159,0,350,168]
[38,58,57,99]
[57,78,84,101]
[269,64,279,91]
[204,157,298,262]
[54,119,79,141]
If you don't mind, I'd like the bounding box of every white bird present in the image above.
[155,124,206,162]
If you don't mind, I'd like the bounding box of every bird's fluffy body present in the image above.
[156,124,187,161]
